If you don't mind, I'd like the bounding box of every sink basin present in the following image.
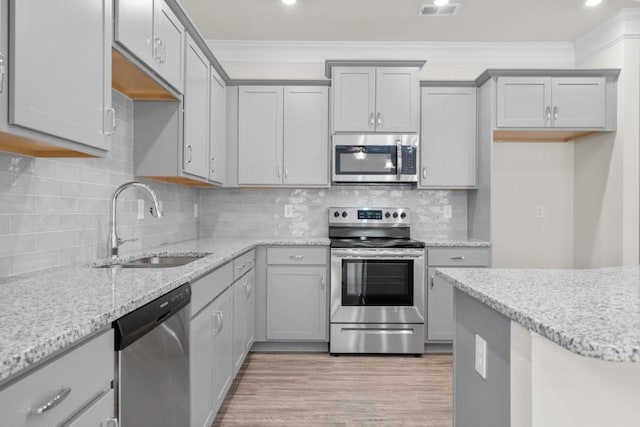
[96,254,208,269]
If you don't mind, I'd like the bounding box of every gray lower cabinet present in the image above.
[426,247,490,343]
[210,287,234,415]
[0,0,113,156]
[266,265,327,341]
[233,269,255,376]
[0,330,115,427]
[420,86,477,188]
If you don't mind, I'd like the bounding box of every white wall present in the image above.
[574,38,640,268]
[493,143,574,268]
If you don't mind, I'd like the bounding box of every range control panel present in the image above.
[328,207,410,225]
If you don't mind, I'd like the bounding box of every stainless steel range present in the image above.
[329,207,425,355]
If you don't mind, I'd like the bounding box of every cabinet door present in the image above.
[421,87,477,188]
[375,67,420,132]
[238,86,283,185]
[266,266,327,340]
[332,67,376,132]
[183,35,209,179]
[496,77,552,128]
[283,87,329,185]
[245,271,255,352]
[114,0,154,65]
[10,0,112,150]
[551,77,606,128]
[212,287,234,412]
[426,268,454,342]
[190,308,214,427]
[233,278,248,375]
[209,70,226,184]
[153,0,185,92]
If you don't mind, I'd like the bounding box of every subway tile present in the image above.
[0,234,37,256]
[0,256,10,277]
[10,250,59,276]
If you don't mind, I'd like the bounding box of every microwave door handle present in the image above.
[396,140,403,179]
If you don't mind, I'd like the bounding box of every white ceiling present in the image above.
[179,0,640,42]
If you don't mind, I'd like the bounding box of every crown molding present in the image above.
[206,40,574,68]
[574,8,640,65]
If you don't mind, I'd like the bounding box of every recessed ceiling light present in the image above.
[282,0,296,5]
[585,0,602,6]
[434,0,449,5]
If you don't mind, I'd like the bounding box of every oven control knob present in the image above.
[385,212,391,218]
[342,211,348,218]
[400,212,407,219]
[334,211,340,218]
[392,212,398,218]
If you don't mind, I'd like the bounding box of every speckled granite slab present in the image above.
[436,266,640,362]
[418,238,491,247]
[0,237,329,385]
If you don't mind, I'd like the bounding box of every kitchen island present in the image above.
[437,266,640,427]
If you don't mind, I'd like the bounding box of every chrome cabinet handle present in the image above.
[450,256,465,260]
[290,254,304,260]
[105,107,116,135]
[161,41,167,64]
[422,167,427,180]
[369,112,374,127]
[219,312,224,332]
[244,282,251,298]
[430,275,434,289]
[211,156,215,173]
[0,52,5,94]
[29,387,72,415]
[396,140,403,179]
[284,166,288,179]
[377,112,382,127]
[553,106,558,120]
[277,166,282,178]
[320,275,325,290]
[154,37,162,62]
[545,106,551,122]
[212,312,220,335]
[186,145,193,164]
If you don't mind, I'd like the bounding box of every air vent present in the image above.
[418,3,460,16]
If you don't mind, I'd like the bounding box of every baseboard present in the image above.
[251,341,329,352]
[424,342,453,354]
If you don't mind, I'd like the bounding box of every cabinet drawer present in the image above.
[0,329,113,427]
[427,248,490,267]
[233,250,255,281]
[67,388,114,426]
[191,262,234,317]
[267,247,327,265]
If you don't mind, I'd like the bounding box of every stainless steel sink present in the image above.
[96,254,208,268]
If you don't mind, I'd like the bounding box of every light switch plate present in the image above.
[475,334,487,379]
[193,203,199,218]
[137,199,145,220]
[284,204,294,218]
[443,205,452,219]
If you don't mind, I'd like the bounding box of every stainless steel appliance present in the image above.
[114,283,191,427]
[329,207,425,354]
[332,134,419,183]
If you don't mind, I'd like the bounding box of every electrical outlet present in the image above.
[137,199,145,220]
[193,203,199,218]
[284,205,294,218]
[536,204,545,218]
[475,334,487,379]
[443,205,452,219]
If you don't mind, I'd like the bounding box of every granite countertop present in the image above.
[0,237,329,385]
[436,266,640,362]
[418,238,491,248]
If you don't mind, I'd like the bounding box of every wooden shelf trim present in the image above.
[112,50,177,101]
[0,132,96,158]
[493,130,599,143]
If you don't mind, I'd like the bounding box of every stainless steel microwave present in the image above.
[332,134,419,183]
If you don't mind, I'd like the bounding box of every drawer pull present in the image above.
[290,255,304,260]
[29,387,72,415]
[450,256,465,260]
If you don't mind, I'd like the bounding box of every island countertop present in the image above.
[436,265,640,362]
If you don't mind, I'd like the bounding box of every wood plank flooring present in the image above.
[212,352,453,426]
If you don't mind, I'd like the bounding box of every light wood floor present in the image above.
[212,352,453,427]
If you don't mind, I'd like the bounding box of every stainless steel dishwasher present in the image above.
[113,283,191,427]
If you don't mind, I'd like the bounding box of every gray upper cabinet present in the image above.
[238,86,329,187]
[209,69,226,185]
[266,266,327,341]
[115,0,184,93]
[420,86,477,188]
[183,35,210,179]
[332,66,419,133]
[238,86,283,185]
[496,76,606,129]
[5,0,112,155]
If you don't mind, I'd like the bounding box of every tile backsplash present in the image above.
[0,91,199,278]
[199,186,467,239]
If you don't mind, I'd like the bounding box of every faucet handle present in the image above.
[117,237,138,246]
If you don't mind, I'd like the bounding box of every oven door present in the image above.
[330,248,425,324]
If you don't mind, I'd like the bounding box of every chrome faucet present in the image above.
[108,181,163,258]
